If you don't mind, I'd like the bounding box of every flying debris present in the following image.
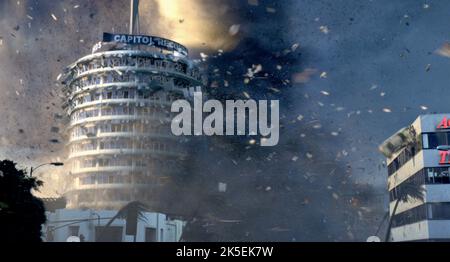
[218,182,227,192]
[266,7,276,13]
[200,52,208,61]
[319,25,330,34]
[229,24,240,36]
[436,43,450,58]
[379,126,417,158]
[293,68,317,83]
[291,43,300,51]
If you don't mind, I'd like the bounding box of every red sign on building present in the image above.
[437,117,450,129]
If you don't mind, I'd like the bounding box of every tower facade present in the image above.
[61,42,201,210]
[380,114,450,241]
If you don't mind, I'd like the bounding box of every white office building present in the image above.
[380,114,450,241]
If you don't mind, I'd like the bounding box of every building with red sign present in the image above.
[380,114,450,241]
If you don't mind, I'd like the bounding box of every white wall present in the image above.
[391,221,429,242]
[42,209,185,242]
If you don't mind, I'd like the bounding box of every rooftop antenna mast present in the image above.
[130,0,140,35]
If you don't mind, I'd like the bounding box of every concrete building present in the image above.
[43,209,185,242]
[61,42,201,210]
[380,114,450,241]
[58,0,202,211]
[42,1,202,242]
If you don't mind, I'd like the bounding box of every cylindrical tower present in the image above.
[61,44,202,210]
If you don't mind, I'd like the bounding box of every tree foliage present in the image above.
[0,160,46,242]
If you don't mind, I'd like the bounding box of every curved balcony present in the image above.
[68,81,186,99]
[70,50,192,70]
[73,183,151,191]
[69,99,173,114]
[68,132,175,144]
[71,66,201,86]
[70,165,148,175]
[68,148,185,160]
[69,115,172,129]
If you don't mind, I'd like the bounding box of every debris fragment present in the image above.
[293,68,317,83]
[229,24,240,36]
[319,25,330,34]
[436,43,450,58]
[200,52,208,61]
[218,182,227,192]
[332,193,339,199]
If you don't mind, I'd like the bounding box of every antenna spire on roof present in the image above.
[130,0,140,35]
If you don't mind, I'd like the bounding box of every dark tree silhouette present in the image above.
[100,201,148,242]
[0,160,46,242]
[385,180,425,242]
